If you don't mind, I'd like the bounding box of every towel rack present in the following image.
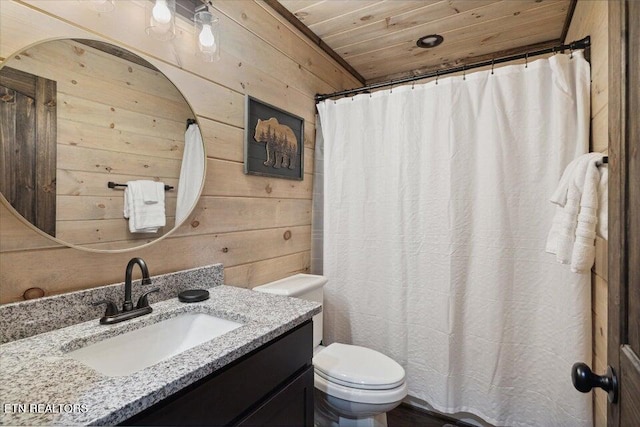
[108,181,174,191]
[596,156,608,167]
[186,118,197,130]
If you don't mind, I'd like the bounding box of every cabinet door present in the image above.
[238,365,314,427]
[123,321,312,426]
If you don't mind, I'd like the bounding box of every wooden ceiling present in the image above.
[274,0,574,84]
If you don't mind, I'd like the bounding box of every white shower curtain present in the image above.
[317,52,592,427]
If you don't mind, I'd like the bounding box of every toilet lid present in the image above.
[313,343,405,390]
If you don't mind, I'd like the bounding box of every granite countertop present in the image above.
[0,285,321,426]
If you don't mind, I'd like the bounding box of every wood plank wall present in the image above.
[565,2,609,426]
[0,0,359,303]
[5,39,192,246]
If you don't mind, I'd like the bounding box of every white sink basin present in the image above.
[67,313,243,377]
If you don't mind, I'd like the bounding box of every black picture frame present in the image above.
[244,96,304,181]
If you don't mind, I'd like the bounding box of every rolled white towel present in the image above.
[570,157,601,273]
[545,206,564,254]
[550,156,581,207]
[547,153,600,261]
[555,197,580,263]
[570,239,596,274]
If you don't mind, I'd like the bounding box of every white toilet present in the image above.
[254,274,407,427]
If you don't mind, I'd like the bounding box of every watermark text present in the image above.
[3,403,88,414]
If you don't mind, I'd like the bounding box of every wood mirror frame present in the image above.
[0,38,205,253]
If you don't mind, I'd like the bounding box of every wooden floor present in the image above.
[387,404,473,427]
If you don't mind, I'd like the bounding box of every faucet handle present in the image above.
[92,300,119,316]
[136,288,160,309]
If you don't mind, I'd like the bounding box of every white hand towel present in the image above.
[139,180,161,204]
[123,180,166,233]
[555,196,580,264]
[124,187,131,219]
[545,206,564,254]
[546,153,600,261]
[550,156,581,207]
[175,124,205,226]
[125,186,156,233]
[571,157,601,273]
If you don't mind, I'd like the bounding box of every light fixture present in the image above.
[417,34,444,49]
[194,8,220,62]
[145,0,176,41]
[89,0,115,12]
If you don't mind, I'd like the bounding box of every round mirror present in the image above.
[0,39,206,252]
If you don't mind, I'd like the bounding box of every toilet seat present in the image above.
[313,343,406,390]
[314,372,408,405]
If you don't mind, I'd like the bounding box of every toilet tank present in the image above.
[253,274,327,348]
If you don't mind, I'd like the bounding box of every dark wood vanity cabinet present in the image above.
[123,321,314,426]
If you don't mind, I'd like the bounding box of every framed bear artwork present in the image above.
[244,96,304,180]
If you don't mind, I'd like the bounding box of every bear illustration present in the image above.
[254,118,298,169]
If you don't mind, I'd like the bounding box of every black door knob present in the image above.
[571,362,618,403]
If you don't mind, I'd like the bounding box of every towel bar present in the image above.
[108,181,174,191]
[596,156,608,167]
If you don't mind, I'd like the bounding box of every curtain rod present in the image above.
[315,36,590,103]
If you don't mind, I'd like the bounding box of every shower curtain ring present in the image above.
[525,52,529,68]
[412,81,415,90]
[570,48,574,59]
[463,65,466,80]
[491,59,495,75]
[436,70,439,85]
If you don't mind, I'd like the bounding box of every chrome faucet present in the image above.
[93,257,159,325]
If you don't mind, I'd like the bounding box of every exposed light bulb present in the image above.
[152,0,172,24]
[194,11,219,61]
[199,24,216,48]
